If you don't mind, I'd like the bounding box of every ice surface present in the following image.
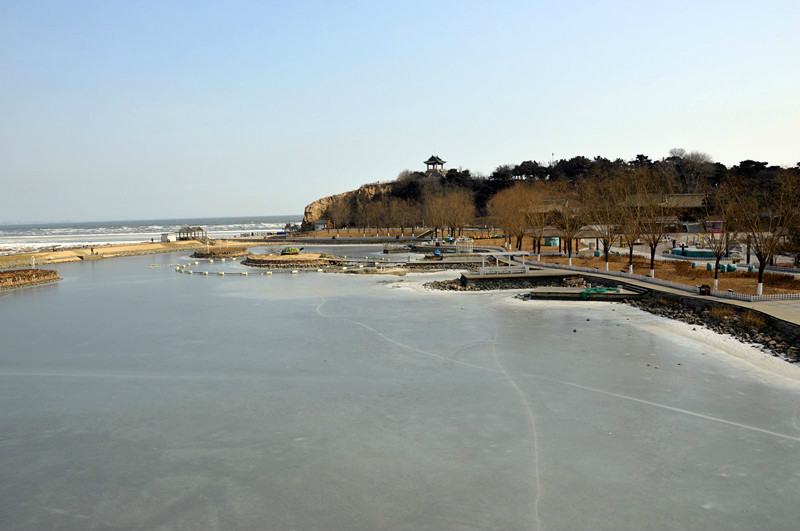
[1,255,799,530]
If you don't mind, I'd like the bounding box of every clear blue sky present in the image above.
[2,0,798,222]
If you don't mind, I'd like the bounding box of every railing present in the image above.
[528,261,700,294]
[711,290,800,302]
[478,266,529,275]
[766,265,800,274]
[529,260,800,302]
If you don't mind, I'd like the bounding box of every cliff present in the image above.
[302,182,394,226]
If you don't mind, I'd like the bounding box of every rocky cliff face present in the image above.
[302,183,393,225]
[302,191,350,226]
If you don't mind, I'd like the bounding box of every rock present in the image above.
[303,183,393,226]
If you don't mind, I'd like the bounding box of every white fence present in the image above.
[710,290,800,302]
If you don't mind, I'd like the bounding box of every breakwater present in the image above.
[426,275,564,291]
[191,248,250,259]
[242,256,333,269]
[0,269,61,290]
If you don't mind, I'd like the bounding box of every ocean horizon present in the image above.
[0,214,304,254]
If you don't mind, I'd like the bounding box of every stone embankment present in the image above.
[426,276,562,291]
[626,293,799,362]
[242,255,333,269]
[191,249,250,259]
[0,269,61,290]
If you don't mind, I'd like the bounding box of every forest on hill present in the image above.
[308,150,800,288]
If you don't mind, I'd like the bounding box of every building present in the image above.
[160,233,176,242]
[424,155,446,174]
[177,226,207,241]
[703,216,725,233]
[314,219,334,231]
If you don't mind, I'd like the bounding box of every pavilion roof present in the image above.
[526,198,568,213]
[424,155,446,165]
[663,193,706,209]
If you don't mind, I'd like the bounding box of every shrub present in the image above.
[281,246,300,255]
[654,296,670,306]
[673,261,691,274]
[710,305,736,320]
[740,310,767,330]
[764,273,800,290]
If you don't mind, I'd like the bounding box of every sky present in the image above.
[1,0,798,222]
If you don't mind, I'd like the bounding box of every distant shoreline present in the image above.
[0,240,206,270]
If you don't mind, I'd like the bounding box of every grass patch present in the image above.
[710,306,737,320]
[741,310,768,330]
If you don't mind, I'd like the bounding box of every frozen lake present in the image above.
[2,248,800,530]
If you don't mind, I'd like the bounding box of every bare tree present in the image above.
[725,170,800,295]
[524,181,552,261]
[580,175,628,271]
[374,196,391,236]
[617,199,642,274]
[633,167,672,278]
[422,193,448,239]
[549,182,585,265]
[666,148,714,193]
[700,182,738,290]
[324,197,352,236]
[487,182,533,250]
[355,200,375,237]
[440,189,475,238]
[389,198,417,237]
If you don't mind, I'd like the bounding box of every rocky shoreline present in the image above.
[626,294,799,363]
[425,274,799,364]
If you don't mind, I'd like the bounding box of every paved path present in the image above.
[474,244,800,328]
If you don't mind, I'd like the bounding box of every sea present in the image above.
[2,223,800,529]
[0,215,303,254]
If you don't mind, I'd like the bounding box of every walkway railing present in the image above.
[478,266,528,275]
[528,261,700,294]
[766,265,800,274]
[528,260,800,302]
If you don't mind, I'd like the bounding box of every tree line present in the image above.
[316,150,800,294]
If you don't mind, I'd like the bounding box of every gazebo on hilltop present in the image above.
[424,155,446,174]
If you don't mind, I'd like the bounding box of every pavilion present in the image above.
[177,226,207,241]
[424,155,446,174]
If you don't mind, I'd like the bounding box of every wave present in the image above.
[0,215,303,254]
